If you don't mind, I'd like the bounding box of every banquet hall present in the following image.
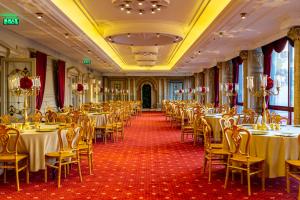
[0,0,299,199]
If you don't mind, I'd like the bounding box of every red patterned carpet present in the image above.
[0,112,297,199]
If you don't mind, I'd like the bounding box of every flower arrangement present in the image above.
[201,87,206,93]
[266,76,274,90]
[20,76,33,90]
[77,83,84,92]
[227,83,233,91]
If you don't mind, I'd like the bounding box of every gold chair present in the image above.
[202,119,229,183]
[0,125,29,191]
[29,109,43,123]
[193,114,204,145]
[95,114,115,144]
[79,119,95,175]
[44,125,83,188]
[180,110,194,142]
[0,114,18,124]
[218,117,237,149]
[224,125,265,196]
[271,113,289,125]
[241,109,258,124]
[45,110,58,123]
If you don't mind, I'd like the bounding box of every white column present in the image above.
[164,78,167,100]
[133,79,136,101]
[128,78,130,101]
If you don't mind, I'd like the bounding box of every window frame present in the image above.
[268,42,294,124]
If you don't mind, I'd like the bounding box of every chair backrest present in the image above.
[0,124,20,155]
[45,110,58,123]
[224,125,251,156]
[57,125,81,151]
[242,109,257,124]
[270,113,288,125]
[0,115,18,124]
[202,118,213,149]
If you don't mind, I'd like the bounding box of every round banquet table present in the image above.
[6,124,72,172]
[88,113,109,127]
[228,125,300,178]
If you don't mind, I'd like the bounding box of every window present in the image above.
[237,63,243,112]
[269,42,294,123]
[169,81,183,100]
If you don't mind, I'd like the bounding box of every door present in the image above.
[142,84,151,108]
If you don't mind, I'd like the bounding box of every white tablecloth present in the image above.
[88,113,108,127]
[9,124,72,172]
[230,125,300,178]
[205,114,223,142]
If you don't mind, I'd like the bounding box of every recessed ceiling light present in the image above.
[126,9,131,14]
[138,0,143,6]
[125,1,130,7]
[156,5,161,11]
[127,33,131,38]
[108,36,112,41]
[151,1,157,7]
[156,33,160,38]
[198,51,201,54]
[139,10,144,15]
[120,5,125,11]
[151,9,156,14]
[88,50,91,53]
[240,12,247,19]
[36,12,43,19]
[64,33,69,39]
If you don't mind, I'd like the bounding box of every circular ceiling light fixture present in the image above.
[105,32,182,46]
[112,0,170,15]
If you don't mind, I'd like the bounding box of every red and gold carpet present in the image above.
[0,112,297,199]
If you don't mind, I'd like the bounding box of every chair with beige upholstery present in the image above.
[224,125,265,196]
[0,114,18,124]
[202,118,229,183]
[180,110,194,142]
[45,110,58,123]
[44,125,83,188]
[0,125,29,191]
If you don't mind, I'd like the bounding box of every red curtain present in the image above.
[35,51,47,110]
[262,37,288,107]
[213,66,219,107]
[56,60,65,109]
[232,56,243,105]
[262,37,288,76]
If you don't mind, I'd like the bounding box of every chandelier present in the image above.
[112,0,170,15]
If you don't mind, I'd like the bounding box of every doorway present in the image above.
[142,84,151,108]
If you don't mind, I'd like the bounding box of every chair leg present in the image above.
[88,153,93,175]
[261,161,265,191]
[247,165,251,196]
[44,165,48,183]
[4,162,6,183]
[15,162,20,191]
[208,157,212,183]
[241,170,243,184]
[203,155,207,173]
[286,163,290,193]
[224,158,230,189]
[58,161,62,188]
[64,165,67,178]
[26,158,30,184]
[77,154,83,182]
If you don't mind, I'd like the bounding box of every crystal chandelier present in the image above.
[112,0,170,15]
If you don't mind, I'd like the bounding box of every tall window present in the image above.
[169,81,183,100]
[237,63,243,112]
[269,42,294,123]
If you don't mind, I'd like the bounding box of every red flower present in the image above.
[77,83,84,92]
[227,83,233,91]
[266,77,274,90]
[201,87,206,93]
[179,89,183,94]
[20,76,33,89]
[189,88,193,93]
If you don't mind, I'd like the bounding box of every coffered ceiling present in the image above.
[0,0,299,76]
